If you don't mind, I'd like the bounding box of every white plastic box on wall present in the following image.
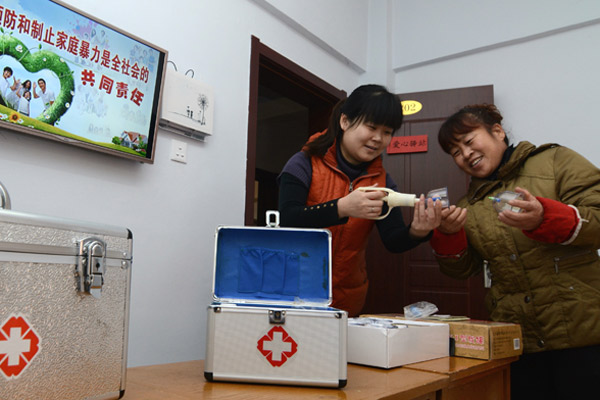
[347,317,449,369]
[159,68,214,141]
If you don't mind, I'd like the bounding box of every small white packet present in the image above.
[404,301,439,320]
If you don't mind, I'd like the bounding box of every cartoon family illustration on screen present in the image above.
[0,66,55,118]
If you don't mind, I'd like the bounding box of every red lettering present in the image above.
[116,82,128,98]
[79,40,90,59]
[130,88,144,106]
[90,46,101,63]
[100,50,111,68]
[81,69,96,86]
[67,36,79,56]
[55,31,68,50]
[17,14,30,34]
[111,55,121,72]
[139,66,149,83]
[99,75,114,94]
[3,8,16,30]
[31,20,44,41]
[42,26,54,45]
[121,58,131,75]
[130,62,140,79]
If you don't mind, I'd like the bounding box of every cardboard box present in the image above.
[347,318,449,369]
[361,314,523,360]
[444,319,523,360]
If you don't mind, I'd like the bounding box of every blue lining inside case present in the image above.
[213,227,331,304]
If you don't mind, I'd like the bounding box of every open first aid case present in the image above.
[204,212,347,388]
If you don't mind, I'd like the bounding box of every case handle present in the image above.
[266,210,280,228]
[0,180,11,210]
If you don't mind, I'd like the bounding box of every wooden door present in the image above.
[362,85,494,319]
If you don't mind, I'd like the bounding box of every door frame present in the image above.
[245,36,346,226]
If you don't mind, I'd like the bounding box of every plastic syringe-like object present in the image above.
[488,191,523,213]
[357,186,448,220]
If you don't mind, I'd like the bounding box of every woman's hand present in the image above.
[498,187,544,230]
[337,187,386,219]
[409,195,443,239]
[438,205,467,234]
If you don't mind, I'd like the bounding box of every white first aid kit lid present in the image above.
[212,213,332,307]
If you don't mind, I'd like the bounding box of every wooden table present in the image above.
[122,360,448,400]
[403,356,518,400]
[122,357,517,400]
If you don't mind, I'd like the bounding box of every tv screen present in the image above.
[0,0,167,163]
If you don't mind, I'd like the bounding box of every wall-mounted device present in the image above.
[159,69,214,141]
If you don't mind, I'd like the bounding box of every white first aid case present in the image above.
[204,212,347,388]
[0,209,132,400]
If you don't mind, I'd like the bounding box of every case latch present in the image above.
[269,310,286,324]
[77,238,107,299]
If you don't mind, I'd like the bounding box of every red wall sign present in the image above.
[387,135,428,154]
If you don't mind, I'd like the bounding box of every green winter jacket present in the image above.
[437,141,600,353]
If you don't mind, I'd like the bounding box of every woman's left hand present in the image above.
[497,187,544,230]
[409,195,443,239]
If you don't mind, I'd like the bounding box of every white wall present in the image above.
[254,0,370,72]
[393,0,600,71]
[391,0,600,166]
[0,0,366,367]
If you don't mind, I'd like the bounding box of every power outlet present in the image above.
[170,139,187,163]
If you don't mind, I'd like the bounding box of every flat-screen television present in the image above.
[0,0,167,163]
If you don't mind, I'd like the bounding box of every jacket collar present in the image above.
[323,137,384,177]
[466,141,556,204]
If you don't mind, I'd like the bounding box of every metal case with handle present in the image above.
[204,211,347,388]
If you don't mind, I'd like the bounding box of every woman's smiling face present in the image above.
[339,114,393,165]
[449,124,507,178]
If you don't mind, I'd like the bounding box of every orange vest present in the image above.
[307,135,386,316]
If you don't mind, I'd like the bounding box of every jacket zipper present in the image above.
[553,250,594,274]
[322,155,378,194]
[483,260,491,288]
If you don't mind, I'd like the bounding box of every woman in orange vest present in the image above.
[278,84,442,317]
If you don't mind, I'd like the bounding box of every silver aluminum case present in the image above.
[0,209,132,400]
[204,224,347,388]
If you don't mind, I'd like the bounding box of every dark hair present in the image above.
[22,80,31,89]
[304,84,404,157]
[438,104,508,154]
[38,78,46,84]
[3,66,12,75]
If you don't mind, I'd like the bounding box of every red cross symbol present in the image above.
[0,315,41,379]
[257,326,298,367]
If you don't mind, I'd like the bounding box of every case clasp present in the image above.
[77,238,107,299]
[269,309,286,324]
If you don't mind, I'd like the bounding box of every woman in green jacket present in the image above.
[431,104,600,400]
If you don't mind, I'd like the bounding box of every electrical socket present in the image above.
[170,139,187,163]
